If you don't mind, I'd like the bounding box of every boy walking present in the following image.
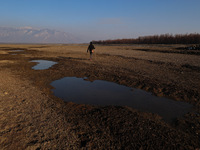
[87,42,95,60]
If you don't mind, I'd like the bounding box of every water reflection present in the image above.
[10,50,24,52]
[31,60,57,70]
[51,77,193,122]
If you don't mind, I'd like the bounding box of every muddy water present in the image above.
[31,60,57,70]
[51,77,193,122]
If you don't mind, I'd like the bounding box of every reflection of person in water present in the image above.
[87,42,95,60]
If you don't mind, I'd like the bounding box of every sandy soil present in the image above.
[0,44,200,149]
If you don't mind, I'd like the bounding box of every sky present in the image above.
[0,0,200,42]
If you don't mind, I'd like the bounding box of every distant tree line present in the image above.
[92,33,200,44]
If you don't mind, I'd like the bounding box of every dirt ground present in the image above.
[0,44,200,149]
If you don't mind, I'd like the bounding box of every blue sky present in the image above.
[0,0,200,41]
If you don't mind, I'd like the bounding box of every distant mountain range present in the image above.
[0,26,81,43]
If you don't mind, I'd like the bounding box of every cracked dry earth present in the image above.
[0,44,200,149]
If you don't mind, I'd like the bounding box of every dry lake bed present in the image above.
[0,44,200,149]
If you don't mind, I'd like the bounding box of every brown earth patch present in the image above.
[0,44,200,149]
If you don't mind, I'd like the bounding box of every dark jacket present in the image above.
[87,43,95,53]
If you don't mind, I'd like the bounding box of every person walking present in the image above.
[87,42,95,60]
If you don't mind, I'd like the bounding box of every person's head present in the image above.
[90,42,93,45]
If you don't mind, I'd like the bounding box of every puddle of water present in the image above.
[31,60,57,70]
[10,50,24,52]
[8,50,24,55]
[51,77,193,122]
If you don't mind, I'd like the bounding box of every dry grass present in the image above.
[0,44,200,149]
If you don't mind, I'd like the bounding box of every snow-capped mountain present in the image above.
[0,27,81,43]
